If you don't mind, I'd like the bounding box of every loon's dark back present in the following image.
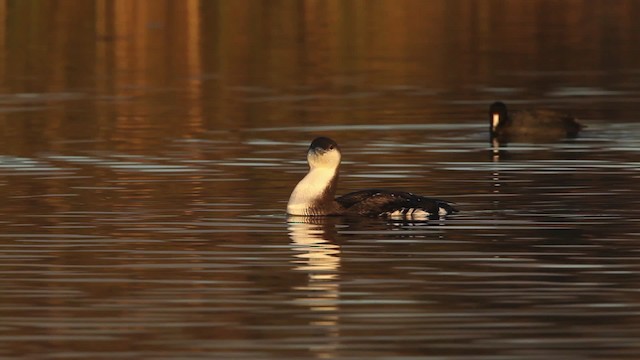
[336,189,457,218]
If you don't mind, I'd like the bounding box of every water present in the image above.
[1,1,640,359]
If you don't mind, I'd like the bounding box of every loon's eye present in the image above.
[328,145,334,150]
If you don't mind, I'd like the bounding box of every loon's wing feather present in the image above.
[336,189,457,219]
[335,189,382,208]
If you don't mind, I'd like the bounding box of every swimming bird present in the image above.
[287,137,457,219]
[489,101,583,143]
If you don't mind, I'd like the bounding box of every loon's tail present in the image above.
[433,199,458,216]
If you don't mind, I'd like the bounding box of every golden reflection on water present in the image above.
[1,0,639,154]
[288,217,340,358]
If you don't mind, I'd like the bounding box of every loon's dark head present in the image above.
[489,101,509,135]
[307,137,341,169]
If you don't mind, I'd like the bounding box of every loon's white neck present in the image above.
[287,148,341,216]
[287,167,338,215]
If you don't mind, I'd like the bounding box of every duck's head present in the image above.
[307,137,341,169]
[489,101,509,135]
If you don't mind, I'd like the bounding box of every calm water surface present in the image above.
[1,1,640,359]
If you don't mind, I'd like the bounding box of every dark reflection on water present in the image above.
[2,0,640,359]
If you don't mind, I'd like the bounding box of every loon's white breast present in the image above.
[287,167,338,216]
[287,137,458,219]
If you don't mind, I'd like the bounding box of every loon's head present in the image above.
[287,137,342,216]
[489,101,509,134]
[307,137,341,170]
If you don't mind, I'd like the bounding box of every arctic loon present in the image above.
[287,137,458,220]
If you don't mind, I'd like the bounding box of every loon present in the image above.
[287,137,458,220]
[490,101,583,143]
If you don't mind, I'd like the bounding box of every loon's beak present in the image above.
[308,146,341,170]
[310,145,334,156]
[309,146,323,156]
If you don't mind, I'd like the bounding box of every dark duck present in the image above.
[287,137,457,220]
[489,101,583,143]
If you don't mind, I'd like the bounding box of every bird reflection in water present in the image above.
[491,141,503,201]
[287,216,341,357]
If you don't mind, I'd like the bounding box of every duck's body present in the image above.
[287,137,457,220]
[490,102,583,143]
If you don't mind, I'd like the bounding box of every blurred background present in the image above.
[1,0,639,153]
